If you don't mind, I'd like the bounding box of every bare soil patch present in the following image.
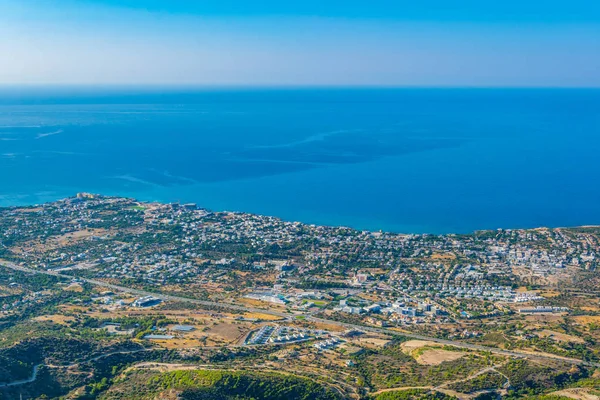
[416,349,464,365]
[574,315,600,324]
[243,312,283,321]
[550,388,600,400]
[400,340,438,353]
[33,315,75,325]
[538,329,585,344]
[352,337,390,349]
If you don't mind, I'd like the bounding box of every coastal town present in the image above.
[1,194,599,400]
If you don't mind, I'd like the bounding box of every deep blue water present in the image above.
[0,87,599,234]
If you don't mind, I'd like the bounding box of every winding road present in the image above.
[0,348,157,388]
[0,364,41,388]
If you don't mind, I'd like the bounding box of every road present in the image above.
[1,260,291,317]
[306,315,600,367]
[371,362,511,400]
[0,347,161,388]
[0,364,41,388]
[3,260,600,369]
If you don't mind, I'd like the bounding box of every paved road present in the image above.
[0,348,159,388]
[3,261,600,369]
[0,364,41,388]
[1,260,291,318]
[306,316,600,367]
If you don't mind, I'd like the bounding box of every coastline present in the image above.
[3,193,600,237]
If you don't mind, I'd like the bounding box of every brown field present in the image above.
[400,340,438,353]
[351,337,391,349]
[33,314,75,325]
[243,312,283,321]
[429,253,457,260]
[59,228,108,241]
[14,229,110,254]
[64,283,84,292]
[416,349,464,365]
[524,314,564,323]
[0,285,22,296]
[361,268,388,275]
[308,321,346,333]
[357,293,382,302]
[399,340,465,365]
[147,322,252,348]
[203,322,248,341]
[580,306,600,312]
[236,297,286,311]
[574,315,600,324]
[538,329,585,344]
[539,290,561,297]
[549,388,600,400]
[60,305,90,313]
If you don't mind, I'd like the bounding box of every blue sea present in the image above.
[0,87,599,234]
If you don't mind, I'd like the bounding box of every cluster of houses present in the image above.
[246,325,323,345]
[247,325,276,345]
[313,337,342,351]
[0,290,51,316]
[268,326,312,344]
[334,298,447,323]
[513,292,545,303]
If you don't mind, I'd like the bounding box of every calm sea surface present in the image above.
[0,87,599,233]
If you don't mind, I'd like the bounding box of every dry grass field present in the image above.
[33,314,75,325]
[399,340,465,365]
[416,348,464,365]
[537,329,585,344]
[549,388,600,400]
[400,340,438,353]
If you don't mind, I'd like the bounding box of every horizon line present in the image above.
[1,84,600,90]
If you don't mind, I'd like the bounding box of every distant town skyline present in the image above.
[1,0,599,87]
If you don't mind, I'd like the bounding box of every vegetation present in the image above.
[353,340,502,390]
[447,371,507,393]
[498,359,590,398]
[373,389,457,399]
[100,370,343,400]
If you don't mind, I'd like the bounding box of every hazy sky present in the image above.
[1,0,599,86]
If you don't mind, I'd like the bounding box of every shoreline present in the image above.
[2,193,600,237]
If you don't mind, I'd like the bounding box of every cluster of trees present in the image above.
[498,359,591,398]
[447,371,506,393]
[374,389,457,400]
[353,340,497,391]
[0,266,63,291]
[297,280,351,290]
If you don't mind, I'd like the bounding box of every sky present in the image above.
[0,0,599,87]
